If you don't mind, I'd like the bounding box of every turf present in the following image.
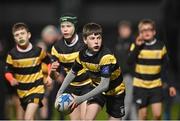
[51,103,180,120]
[7,102,180,120]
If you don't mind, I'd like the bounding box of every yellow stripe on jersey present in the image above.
[41,63,48,82]
[12,57,41,68]
[34,98,40,104]
[100,54,116,65]
[162,46,167,56]
[10,49,47,68]
[138,50,163,59]
[64,68,70,73]
[133,77,162,88]
[130,43,135,51]
[110,68,121,80]
[70,79,92,86]
[81,61,99,72]
[39,49,47,60]
[135,64,161,74]
[51,46,59,58]
[14,70,43,83]
[17,85,45,98]
[76,55,81,64]
[59,52,79,63]
[104,82,125,95]
[76,68,87,76]
[7,54,13,65]
[42,63,48,75]
[51,46,79,63]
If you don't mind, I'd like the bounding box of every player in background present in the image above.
[127,19,176,120]
[50,14,92,120]
[36,25,64,120]
[4,22,52,120]
[114,21,137,120]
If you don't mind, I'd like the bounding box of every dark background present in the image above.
[0,0,180,90]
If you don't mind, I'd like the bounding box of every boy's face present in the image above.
[139,24,156,41]
[118,26,131,39]
[13,28,31,47]
[84,33,102,52]
[60,21,75,39]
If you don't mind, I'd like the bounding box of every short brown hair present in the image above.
[12,22,29,34]
[83,23,102,39]
[118,20,131,28]
[138,19,156,30]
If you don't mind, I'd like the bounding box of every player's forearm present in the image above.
[5,72,16,83]
[4,64,15,83]
[49,61,60,80]
[75,77,110,104]
[56,69,76,96]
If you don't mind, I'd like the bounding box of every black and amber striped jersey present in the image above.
[72,46,125,95]
[128,39,172,88]
[51,34,91,86]
[5,46,50,100]
[41,63,48,83]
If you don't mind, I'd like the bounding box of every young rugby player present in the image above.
[55,23,126,120]
[128,19,176,120]
[51,14,92,120]
[5,22,52,120]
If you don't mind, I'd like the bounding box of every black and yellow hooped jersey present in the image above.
[129,40,167,88]
[5,46,50,100]
[72,46,125,95]
[51,34,91,86]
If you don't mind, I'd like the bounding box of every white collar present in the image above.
[145,39,157,46]
[16,43,33,52]
[64,34,79,47]
[85,49,94,57]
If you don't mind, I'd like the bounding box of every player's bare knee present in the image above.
[24,115,34,121]
[153,114,161,120]
[139,112,147,120]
